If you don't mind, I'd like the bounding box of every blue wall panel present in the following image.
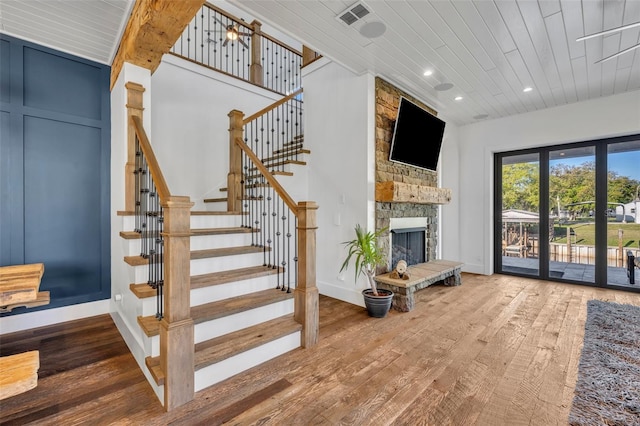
[0,34,110,314]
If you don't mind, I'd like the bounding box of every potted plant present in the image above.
[340,224,393,318]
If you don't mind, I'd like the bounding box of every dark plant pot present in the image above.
[362,288,393,318]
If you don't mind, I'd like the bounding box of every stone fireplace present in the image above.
[374,77,449,273]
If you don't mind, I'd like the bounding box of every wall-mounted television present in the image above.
[389,97,446,172]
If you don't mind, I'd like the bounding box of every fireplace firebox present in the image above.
[391,227,426,268]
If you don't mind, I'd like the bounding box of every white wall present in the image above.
[455,90,640,275]
[303,59,376,306]
[150,55,284,209]
[438,119,461,262]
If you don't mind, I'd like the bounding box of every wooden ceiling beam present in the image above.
[110,0,205,89]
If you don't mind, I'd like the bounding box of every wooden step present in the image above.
[261,148,310,163]
[137,288,293,337]
[130,265,282,299]
[117,210,245,216]
[145,315,302,385]
[124,245,268,266]
[0,351,40,400]
[273,142,304,155]
[204,196,267,203]
[245,171,293,180]
[121,227,256,240]
[251,159,306,171]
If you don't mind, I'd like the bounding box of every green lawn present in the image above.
[553,222,640,247]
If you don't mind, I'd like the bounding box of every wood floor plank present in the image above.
[2,274,640,425]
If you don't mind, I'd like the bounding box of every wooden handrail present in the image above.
[131,115,172,202]
[234,137,297,212]
[243,88,303,124]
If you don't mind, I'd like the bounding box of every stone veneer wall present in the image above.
[375,77,439,272]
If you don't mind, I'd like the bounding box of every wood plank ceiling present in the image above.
[233,0,640,125]
[1,0,638,125]
[0,0,134,65]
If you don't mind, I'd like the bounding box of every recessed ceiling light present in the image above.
[473,114,489,120]
[434,83,454,91]
[423,70,433,76]
[523,87,533,93]
[454,96,463,101]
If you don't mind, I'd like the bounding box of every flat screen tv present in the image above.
[389,97,446,172]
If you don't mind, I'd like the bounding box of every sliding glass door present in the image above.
[607,140,640,288]
[498,153,540,277]
[548,146,595,284]
[495,135,640,292]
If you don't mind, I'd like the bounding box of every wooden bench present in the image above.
[374,260,464,312]
[0,263,47,400]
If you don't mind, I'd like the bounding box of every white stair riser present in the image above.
[190,233,253,250]
[121,214,243,230]
[146,333,160,357]
[122,233,255,256]
[136,274,278,316]
[190,253,266,275]
[205,202,227,212]
[190,215,242,228]
[129,252,267,282]
[191,276,278,306]
[194,332,301,392]
[194,299,294,344]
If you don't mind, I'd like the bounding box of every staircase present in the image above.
[115,85,318,410]
[118,211,302,394]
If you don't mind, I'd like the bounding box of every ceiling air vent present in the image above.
[337,2,371,26]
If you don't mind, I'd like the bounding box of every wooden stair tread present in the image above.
[130,265,281,299]
[119,231,140,240]
[144,356,164,386]
[191,265,280,289]
[120,227,256,240]
[145,315,301,385]
[137,288,293,337]
[193,315,301,369]
[124,245,267,266]
[191,245,267,260]
[0,350,40,400]
[261,149,310,163]
[257,159,306,168]
[117,210,245,216]
[203,197,226,203]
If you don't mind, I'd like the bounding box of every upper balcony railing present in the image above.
[171,2,311,96]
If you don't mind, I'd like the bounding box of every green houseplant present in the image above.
[340,224,393,317]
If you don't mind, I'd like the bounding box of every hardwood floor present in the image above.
[1,273,639,425]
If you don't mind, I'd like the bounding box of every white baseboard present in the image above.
[317,281,365,307]
[0,299,110,335]
[462,263,486,275]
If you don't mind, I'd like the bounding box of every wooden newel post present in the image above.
[250,20,263,86]
[159,195,195,411]
[125,82,145,212]
[294,201,319,348]
[228,110,244,213]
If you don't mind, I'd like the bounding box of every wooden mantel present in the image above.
[375,181,452,205]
